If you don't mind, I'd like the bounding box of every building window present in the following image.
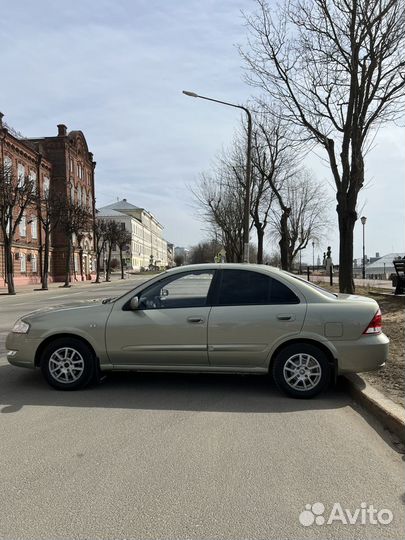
[121,222,125,230]
[32,254,37,273]
[19,214,26,237]
[70,157,74,172]
[18,163,25,186]
[3,156,12,181]
[43,176,50,196]
[20,254,27,273]
[31,217,38,240]
[70,183,75,202]
[77,186,82,205]
[29,170,37,189]
[82,189,87,207]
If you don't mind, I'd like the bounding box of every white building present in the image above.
[97,199,168,271]
[365,253,405,279]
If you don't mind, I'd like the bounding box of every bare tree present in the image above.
[252,112,300,269]
[270,170,332,270]
[189,239,222,264]
[59,201,92,287]
[104,220,120,282]
[174,254,184,266]
[0,159,36,294]
[36,188,63,290]
[116,227,132,279]
[93,218,107,283]
[193,170,245,262]
[242,0,405,292]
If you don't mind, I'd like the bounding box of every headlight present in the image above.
[12,320,30,334]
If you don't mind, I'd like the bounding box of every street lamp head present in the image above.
[361,216,367,225]
[182,90,198,98]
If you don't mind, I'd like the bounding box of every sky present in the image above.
[1,0,404,263]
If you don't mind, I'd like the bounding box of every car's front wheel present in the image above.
[40,337,96,390]
[272,343,331,398]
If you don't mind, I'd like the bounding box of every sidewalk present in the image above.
[311,274,394,290]
[0,273,144,296]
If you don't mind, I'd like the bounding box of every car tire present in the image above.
[40,337,96,391]
[272,343,331,398]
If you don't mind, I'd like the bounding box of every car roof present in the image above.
[166,263,283,274]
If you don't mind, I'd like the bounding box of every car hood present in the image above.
[21,299,112,322]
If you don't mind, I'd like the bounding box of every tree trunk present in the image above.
[95,249,102,283]
[256,227,264,264]
[106,244,112,282]
[42,229,50,290]
[5,239,15,295]
[337,205,356,294]
[63,238,72,287]
[279,210,290,270]
[79,248,84,281]
[120,248,125,279]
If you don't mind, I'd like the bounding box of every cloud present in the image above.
[1,0,403,256]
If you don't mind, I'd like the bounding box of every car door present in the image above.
[207,269,307,368]
[106,269,216,367]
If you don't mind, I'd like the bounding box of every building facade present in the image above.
[97,199,168,271]
[28,124,96,280]
[0,114,96,287]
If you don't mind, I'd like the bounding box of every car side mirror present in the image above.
[129,296,140,310]
[161,288,169,297]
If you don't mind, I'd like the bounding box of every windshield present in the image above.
[111,271,167,303]
[283,271,338,299]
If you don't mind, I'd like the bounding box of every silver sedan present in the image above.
[6,263,388,398]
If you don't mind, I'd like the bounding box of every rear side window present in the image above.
[216,270,299,306]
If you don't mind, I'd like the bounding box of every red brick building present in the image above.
[0,114,96,287]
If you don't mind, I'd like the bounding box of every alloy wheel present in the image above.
[48,347,85,384]
[283,353,322,391]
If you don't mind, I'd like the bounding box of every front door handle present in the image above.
[187,316,204,324]
[277,314,295,321]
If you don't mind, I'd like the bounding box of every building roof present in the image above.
[366,253,405,269]
[96,208,129,218]
[97,199,163,229]
[99,199,141,212]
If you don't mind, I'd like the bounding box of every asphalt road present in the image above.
[0,278,404,540]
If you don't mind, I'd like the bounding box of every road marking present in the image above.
[48,292,85,299]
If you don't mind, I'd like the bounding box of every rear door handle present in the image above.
[277,314,295,321]
[187,317,204,324]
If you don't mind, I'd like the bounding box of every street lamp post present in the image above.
[361,216,367,279]
[182,90,252,263]
[312,241,315,272]
[299,246,302,274]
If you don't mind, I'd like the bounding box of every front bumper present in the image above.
[334,333,389,374]
[5,332,40,369]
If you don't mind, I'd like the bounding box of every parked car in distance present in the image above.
[6,263,389,398]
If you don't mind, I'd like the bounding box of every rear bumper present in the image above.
[334,333,389,374]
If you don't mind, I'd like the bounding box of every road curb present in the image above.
[343,373,405,443]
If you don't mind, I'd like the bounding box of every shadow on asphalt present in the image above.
[0,364,350,414]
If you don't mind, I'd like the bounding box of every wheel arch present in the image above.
[269,338,338,380]
[34,333,99,367]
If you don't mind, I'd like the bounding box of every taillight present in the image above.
[363,309,382,335]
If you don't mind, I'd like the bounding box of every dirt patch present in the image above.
[314,282,405,407]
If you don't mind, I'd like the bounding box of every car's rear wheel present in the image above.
[40,337,96,390]
[272,343,331,398]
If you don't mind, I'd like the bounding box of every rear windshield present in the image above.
[283,272,337,300]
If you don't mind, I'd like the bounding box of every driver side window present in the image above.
[138,270,214,309]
